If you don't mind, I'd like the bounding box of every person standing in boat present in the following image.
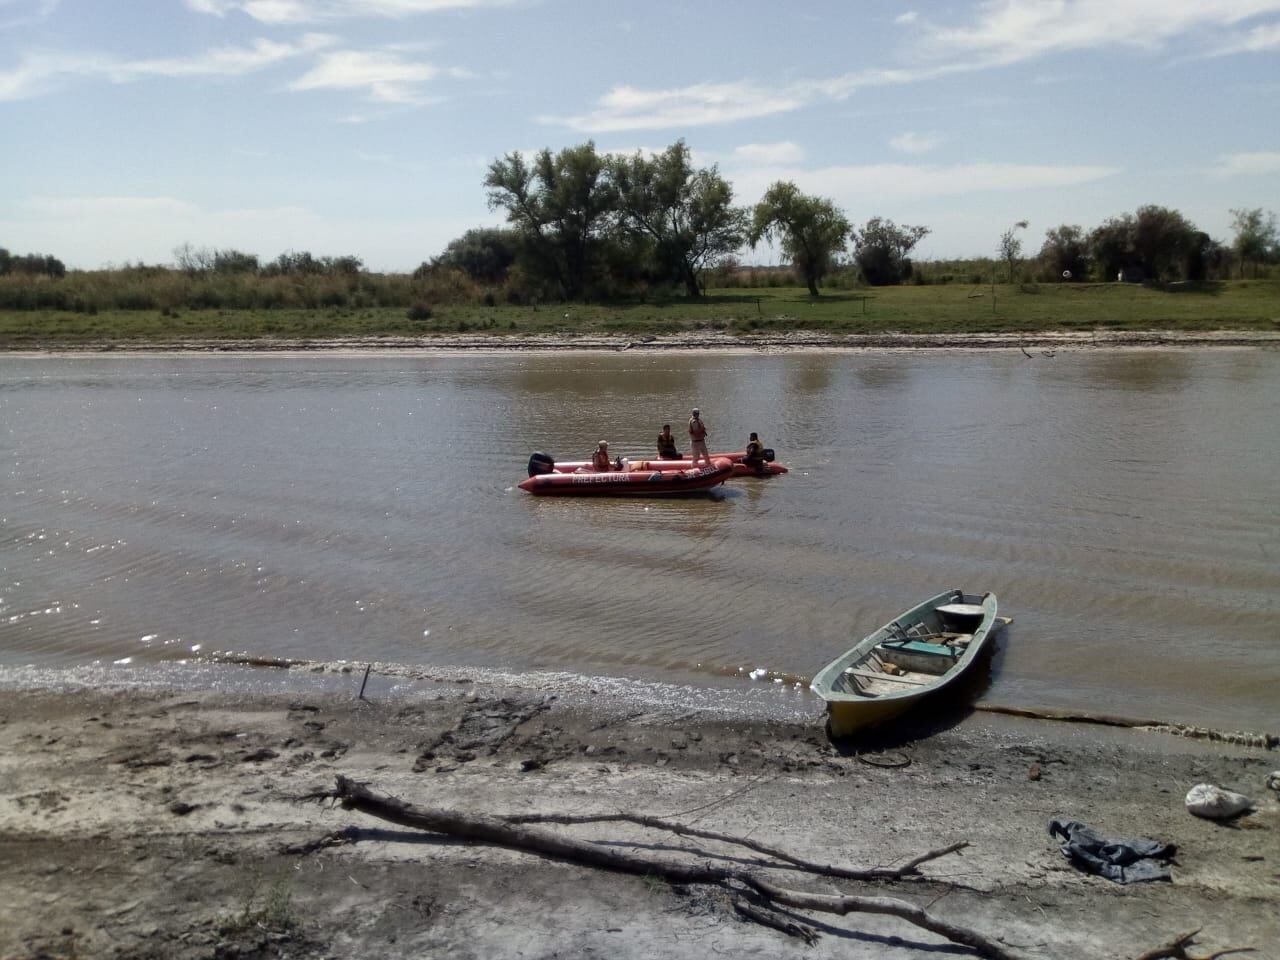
[656,424,681,460]
[591,440,614,472]
[742,431,766,472]
[688,408,710,466]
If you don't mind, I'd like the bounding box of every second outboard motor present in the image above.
[528,452,556,477]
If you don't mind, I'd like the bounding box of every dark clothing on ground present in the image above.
[1048,818,1176,884]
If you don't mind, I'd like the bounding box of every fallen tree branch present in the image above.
[732,899,819,945]
[323,775,1021,960]
[1132,928,1256,960]
[502,810,966,881]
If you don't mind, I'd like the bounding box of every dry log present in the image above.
[1132,928,1255,960]
[502,810,967,881]
[732,899,819,945]
[324,775,1022,960]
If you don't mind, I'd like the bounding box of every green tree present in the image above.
[1230,207,1277,278]
[1037,225,1090,280]
[850,217,930,286]
[1131,205,1198,281]
[610,140,747,297]
[748,182,850,296]
[998,221,1028,283]
[430,228,520,284]
[484,143,616,300]
[212,249,260,274]
[1089,214,1136,280]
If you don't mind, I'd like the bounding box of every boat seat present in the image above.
[843,667,929,686]
[935,603,985,617]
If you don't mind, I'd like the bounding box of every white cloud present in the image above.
[542,81,808,132]
[917,0,1280,66]
[0,35,333,100]
[0,0,58,30]
[728,162,1120,205]
[889,131,941,154]
[113,34,334,80]
[288,49,446,103]
[1202,21,1280,56]
[185,0,514,23]
[543,2,1280,134]
[894,10,918,25]
[22,196,200,218]
[733,142,806,165]
[1211,151,1280,177]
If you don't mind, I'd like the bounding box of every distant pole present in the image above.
[358,663,372,700]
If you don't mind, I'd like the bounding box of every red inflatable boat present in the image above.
[550,451,788,478]
[519,457,734,496]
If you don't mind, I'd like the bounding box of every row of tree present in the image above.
[1002,207,1278,285]
[0,248,66,278]
[172,243,363,278]
[477,140,935,298]
[470,140,1278,298]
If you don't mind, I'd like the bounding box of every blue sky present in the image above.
[2,0,1278,271]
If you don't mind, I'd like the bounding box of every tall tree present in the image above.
[610,140,747,297]
[1230,207,1277,278]
[1089,214,1136,280]
[1038,225,1090,280]
[1132,205,1198,282]
[484,143,615,300]
[748,182,850,296]
[850,217,931,286]
[998,221,1028,283]
[431,228,520,284]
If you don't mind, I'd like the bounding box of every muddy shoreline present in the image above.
[2,677,1276,960]
[4,328,1280,355]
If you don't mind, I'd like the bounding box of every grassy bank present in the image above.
[1,280,1276,345]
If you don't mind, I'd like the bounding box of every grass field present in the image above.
[1,280,1276,344]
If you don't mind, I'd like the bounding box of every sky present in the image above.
[2,0,1278,272]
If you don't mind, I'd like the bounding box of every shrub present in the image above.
[406,301,433,322]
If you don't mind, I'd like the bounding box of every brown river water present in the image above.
[1,350,1277,731]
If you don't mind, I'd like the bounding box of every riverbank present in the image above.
[5,327,1280,355]
[2,679,1276,960]
[3,280,1277,348]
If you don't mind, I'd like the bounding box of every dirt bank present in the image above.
[1,680,1276,960]
[7,328,1280,355]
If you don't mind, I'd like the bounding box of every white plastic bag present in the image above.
[1185,783,1253,820]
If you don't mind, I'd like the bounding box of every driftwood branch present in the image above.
[502,810,967,880]
[323,775,1021,960]
[732,898,819,945]
[1133,928,1256,960]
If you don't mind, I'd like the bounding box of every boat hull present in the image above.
[519,458,733,496]
[810,590,1000,738]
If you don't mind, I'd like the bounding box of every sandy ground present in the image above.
[1,677,1277,960]
[7,329,1280,356]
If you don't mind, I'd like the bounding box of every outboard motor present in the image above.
[527,452,556,477]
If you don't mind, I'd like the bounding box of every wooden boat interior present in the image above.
[833,599,988,698]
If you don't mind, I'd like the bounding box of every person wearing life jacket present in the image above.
[688,408,710,466]
[743,431,766,472]
[656,424,680,459]
[591,440,615,472]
